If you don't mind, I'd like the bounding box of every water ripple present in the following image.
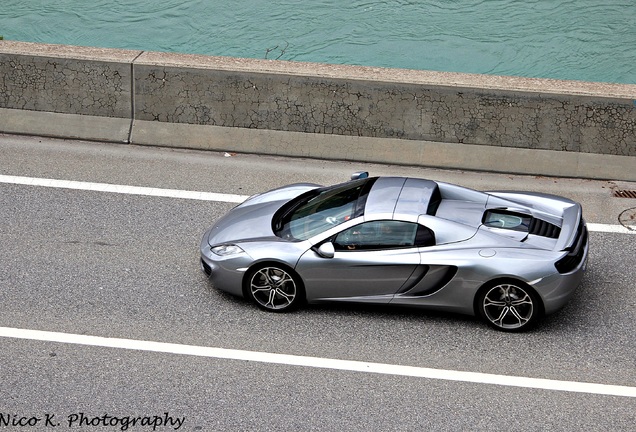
[1,0,634,83]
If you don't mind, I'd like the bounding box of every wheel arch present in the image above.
[473,277,545,320]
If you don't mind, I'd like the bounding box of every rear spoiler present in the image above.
[555,203,584,251]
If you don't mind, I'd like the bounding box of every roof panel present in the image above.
[365,177,406,218]
[394,178,439,216]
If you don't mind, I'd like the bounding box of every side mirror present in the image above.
[350,171,369,180]
[316,242,335,258]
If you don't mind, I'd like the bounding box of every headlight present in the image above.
[210,244,245,256]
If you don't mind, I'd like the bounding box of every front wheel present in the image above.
[476,281,542,332]
[245,265,304,312]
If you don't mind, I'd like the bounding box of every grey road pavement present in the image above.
[1,134,635,431]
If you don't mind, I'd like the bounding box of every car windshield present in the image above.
[273,178,375,240]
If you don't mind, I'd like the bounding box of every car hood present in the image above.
[238,183,319,206]
[205,183,320,246]
[205,200,285,245]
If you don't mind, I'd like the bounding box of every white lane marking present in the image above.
[587,223,634,234]
[0,174,249,203]
[1,327,634,398]
[1,174,633,234]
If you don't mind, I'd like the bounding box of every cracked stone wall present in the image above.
[2,42,635,157]
[0,43,133,118]
[134,63,636,156]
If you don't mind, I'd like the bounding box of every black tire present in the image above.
[244,264,304,312]
[476,280,543,332]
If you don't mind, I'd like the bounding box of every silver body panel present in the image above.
[200,176,588,320]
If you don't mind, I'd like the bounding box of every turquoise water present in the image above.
[2,1,635,84]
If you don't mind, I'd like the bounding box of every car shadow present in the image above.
[303,300,480,328]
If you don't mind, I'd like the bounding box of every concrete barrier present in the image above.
[1,41,635,180]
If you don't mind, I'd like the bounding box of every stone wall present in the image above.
[1,41,635,179]
[0,43,136,118]
[135,51,636,157]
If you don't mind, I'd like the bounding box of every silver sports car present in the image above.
[200,172,588,332]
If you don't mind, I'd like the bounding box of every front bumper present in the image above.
[200,243,252,298]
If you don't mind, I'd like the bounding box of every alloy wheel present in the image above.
[249,267,298,311]
[481,283,537,331]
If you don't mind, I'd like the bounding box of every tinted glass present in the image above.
[483,210,532,232]
[334,220,422,250]
[274,179,372,241]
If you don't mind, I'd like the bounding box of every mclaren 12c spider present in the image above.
[200,172,588,332]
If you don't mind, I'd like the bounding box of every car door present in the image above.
[390,216,465,301]
[295,220,423,302]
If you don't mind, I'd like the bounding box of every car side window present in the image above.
[333,221,435,251]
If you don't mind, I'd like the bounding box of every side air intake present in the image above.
[528,218,561,239]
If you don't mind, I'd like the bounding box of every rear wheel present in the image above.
[245,265,304,312]
[476,281,542,332]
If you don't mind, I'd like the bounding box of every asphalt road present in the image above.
[1,134,635,431]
